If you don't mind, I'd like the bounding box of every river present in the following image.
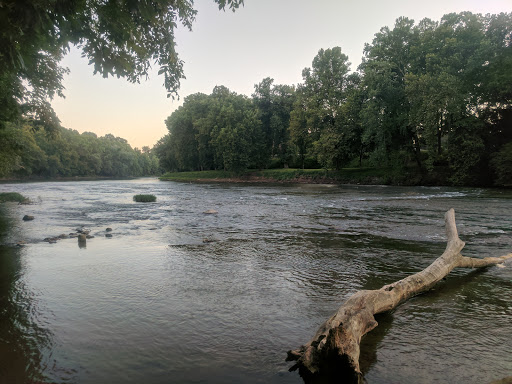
[0,178,510,383]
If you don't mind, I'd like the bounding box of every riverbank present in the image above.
[159,168,406,185]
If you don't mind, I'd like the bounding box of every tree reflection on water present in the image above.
[0,208,51,384]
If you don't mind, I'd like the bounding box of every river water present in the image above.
[0,179,510,384]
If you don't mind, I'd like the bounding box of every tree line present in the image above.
[0,121,159,178]
[155,12,512,186]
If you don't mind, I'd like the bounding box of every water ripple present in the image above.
[0,180,510,384]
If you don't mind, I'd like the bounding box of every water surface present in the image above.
[0,179,511,383]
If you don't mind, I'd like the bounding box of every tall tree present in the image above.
[253,78,296,167]
[162,86,264,173]
[208,86,264,172]
[289,89,311,169]
[297,47,354,169]
[164,95,202,171]
[359,17,418,170]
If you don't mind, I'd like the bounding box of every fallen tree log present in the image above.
[287,208,512,383]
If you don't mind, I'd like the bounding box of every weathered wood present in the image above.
[287,209,512,383]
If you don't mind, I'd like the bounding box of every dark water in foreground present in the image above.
[0,179,511,384]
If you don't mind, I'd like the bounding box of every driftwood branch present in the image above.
[287,209,512,383]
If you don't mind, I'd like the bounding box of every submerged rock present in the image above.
[22,215,34,221]
[105,233,113,238]
[203,209,218,215]
[78,234,87,248]
[78,234,87,249]
[106,227,113,232]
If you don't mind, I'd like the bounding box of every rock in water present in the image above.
[78,233,87,248]
[22,215,34,221]
[203,209,218,215]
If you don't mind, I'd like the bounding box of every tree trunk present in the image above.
[412,132,423,170]
[287,209,511,383]
[437,116,442,156]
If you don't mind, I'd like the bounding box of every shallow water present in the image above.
[0,179,511,383]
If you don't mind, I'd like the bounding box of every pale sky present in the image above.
[51,0,511,149]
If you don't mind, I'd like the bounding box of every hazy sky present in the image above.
[51,0,511,149]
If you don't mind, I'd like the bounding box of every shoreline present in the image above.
[160,176,369,185]
[159,174,392,186]
[158,168,511,188]
[1,173,509,189]
[158,168,395,186]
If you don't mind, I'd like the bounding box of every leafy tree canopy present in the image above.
[0,119,160,178]
[0,0,244,129]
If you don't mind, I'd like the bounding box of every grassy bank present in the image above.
[159,170,235,181]
[159,168,390,185]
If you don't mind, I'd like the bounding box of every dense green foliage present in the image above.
[133,194,157,202]
[0,192,29,203]
[0,121,159,178]
[154,85,274,173]
[0,0,243,130]
[156,12,511,186]
[154,82,301,173]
